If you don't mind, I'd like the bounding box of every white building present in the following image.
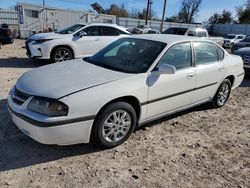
[17,2,116,38]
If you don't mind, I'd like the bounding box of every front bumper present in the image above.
[25,40,51,60]
[8,94,94,146]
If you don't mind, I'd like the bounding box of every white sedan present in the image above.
[25,23,130,62]
[8,35,244,148]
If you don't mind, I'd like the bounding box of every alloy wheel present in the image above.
[101,110,131,143]
[54,49,72,62]
[217,83,230,106]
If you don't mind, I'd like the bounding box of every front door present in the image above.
[147,42,196,119]
[74,26,102,57]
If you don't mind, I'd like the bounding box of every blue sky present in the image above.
[0,0,247,22]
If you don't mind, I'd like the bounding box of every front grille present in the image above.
[12,87,31,105]
[242,55,250,65]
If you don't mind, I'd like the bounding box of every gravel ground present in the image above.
[0,40,249,188]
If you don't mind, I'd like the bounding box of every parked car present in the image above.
[233,47,250,71]
[223,34,246,49]
[25,23,131,62]
[131,25,152,34]
[231,36,250,53]
[0,25,14,47]
[8,35,244,148]
[162,27,224,46]
[146,29,160,34]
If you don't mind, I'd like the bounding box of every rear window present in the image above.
[194,42,218,64]
[217,46,225,60]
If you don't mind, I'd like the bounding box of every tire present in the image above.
[91,102,137,148]
[212,79,231,108]
[51,47,73,63]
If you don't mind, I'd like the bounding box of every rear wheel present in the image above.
[212,79,231,108]
[91,102,137,148]
[51,47,73,63]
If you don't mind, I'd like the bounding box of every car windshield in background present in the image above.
[162,28,188,35]
[224,35,236,39]
[58,24,85,34]
[85,38,166,74]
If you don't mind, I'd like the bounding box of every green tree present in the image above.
[106,4,128,17]
[209,10,233,24]
[179,0,202,23]
[236,6,250,23]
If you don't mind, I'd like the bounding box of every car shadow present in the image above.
[0,76,249,172]
[240,74,250,87]
[0,57,48,68]
[138,102,213,132]
[0,98,100,172]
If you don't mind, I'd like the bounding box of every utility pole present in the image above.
[149,0,153,20]
[160,0,167,32]
[43,0,45,6]
[145,0,150,25]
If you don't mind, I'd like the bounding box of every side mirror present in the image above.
[78,31,87,38]
[157,64,176,74]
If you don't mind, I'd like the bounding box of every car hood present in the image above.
[28,32,68,40]
[16,59,131,99]
[233,47,250,55]
[224,39,233,42]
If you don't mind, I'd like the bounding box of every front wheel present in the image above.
[212,79,231,108]
[51,47,73,63]
[91,102,137,148]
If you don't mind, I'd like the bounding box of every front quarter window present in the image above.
[85,38,166,73]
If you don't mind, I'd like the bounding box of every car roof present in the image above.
[85,22,130,34]
[127,34,212,45]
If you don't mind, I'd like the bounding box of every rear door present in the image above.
[99,26,124,46]
[192,42,226,103]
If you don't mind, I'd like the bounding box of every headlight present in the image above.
[28,97,68,116]
[34,39,53,44]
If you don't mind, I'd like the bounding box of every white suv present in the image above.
[223,34,246,48]
[25,23,131,62]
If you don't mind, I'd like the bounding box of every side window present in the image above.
[194,42,218,65]
[237,36,243,39]
[158,42,192,70]
[82,26,99,36]
[197,31,207,37]
[217,46,225,60]
[102,26,119,36]
[187,30,196,36]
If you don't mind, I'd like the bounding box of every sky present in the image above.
[0,0,248,22]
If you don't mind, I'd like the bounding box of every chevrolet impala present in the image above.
[8,35,245,148]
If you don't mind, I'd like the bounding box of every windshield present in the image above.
[58,24,85,34]
[224,35,236,39]
[85,38,166,74]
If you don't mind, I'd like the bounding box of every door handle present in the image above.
[95,38,100,41]
[187,73,195,78]
[218,67,225,71]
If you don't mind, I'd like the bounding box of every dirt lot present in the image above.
[0,40,249,188]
